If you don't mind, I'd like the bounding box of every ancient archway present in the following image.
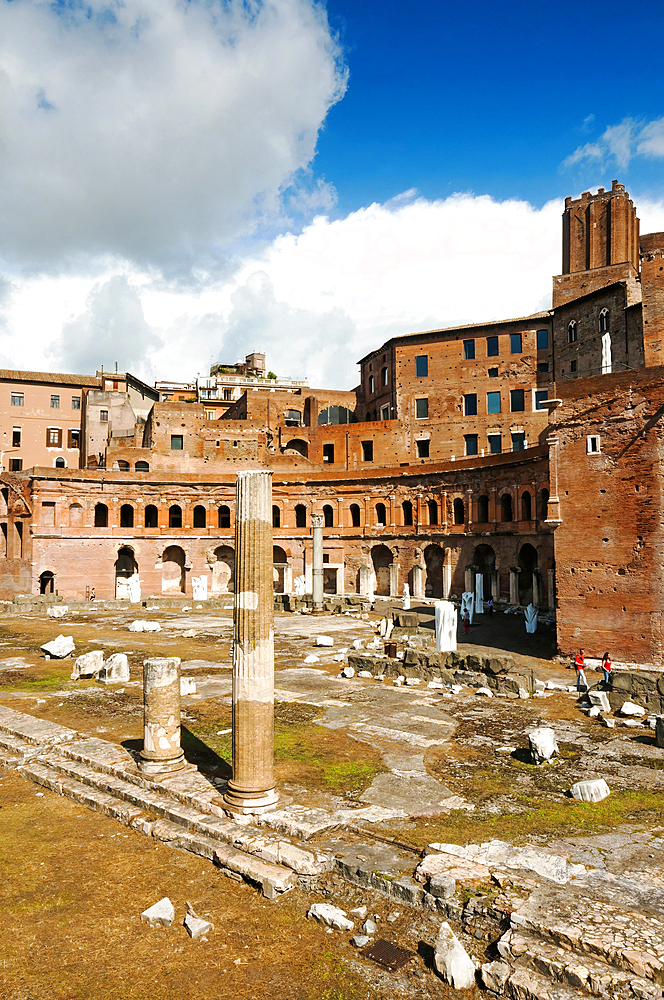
[211,545,234,594]
[39,570,55,595]
[518,543,538,605]
[115,546,138,599]
[473,543,496,604]
[424,544,444,598]
[162,545,185,594]
[371,544,392,597]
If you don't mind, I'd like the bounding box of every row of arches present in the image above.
[91,503,232,529]
[112,460,150,472]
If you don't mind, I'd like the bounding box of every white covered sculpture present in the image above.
[461,591,474,625]
[525,603,538,633]
[293,575,306,596]
[191,576,208,600]
[435,600,457,653]
[402,583,410,610]
[475,573,484,615]
[127,575,141,603]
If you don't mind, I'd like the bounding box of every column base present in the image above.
[223,784,280,816]
[137,750,186,776]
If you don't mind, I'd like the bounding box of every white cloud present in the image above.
[0,0,346,271]
[562,116,664,171]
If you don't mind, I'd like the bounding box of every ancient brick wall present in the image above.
[641,234,664,368]
[552,282,634,380]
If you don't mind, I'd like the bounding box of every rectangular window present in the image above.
[9,458,22,472]
[99,409,108,422]
[206,410,214,419]
[223,389,232,401]
[512,432,526,451]
[488,434,502,454]
[537,361,549,373]
[415,355,428,377]
[171,434,184,450]
[361,440,373,462]
[510,333,522,354]
[488,367,498,378]
[323,443,335,463]
[380,404,390,420]
[12,427,21,448]
[416,439,430,458]
[415,398,429,419]
[535,390,549,410]
[487,336,499,357]
[11,393,23,406]
[463,339,475,360]
[570,360,578,372]
[381,367,388,386]
[71,395,81,410]
[68,429,80,449]
[487,391,501,414]
[587,435,601,454]
[463,393,477,416]
[537,329,549,350]
[46,427,62,447]
[510,388,525,412]
[464,434,478,456]
[50,394,60,408]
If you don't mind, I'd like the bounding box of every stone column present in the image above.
[464,565,473,593]
[532,571,541,607]
[491,569,500,601]
[442,550,452,599]
[509,568,520,605]
[359,564,371,597]
[311,512,324,613]
[138,657,185,775]
[223,471,278,815]
[412,563,424,599]
[547,568,555,610]
[389,561,399,597]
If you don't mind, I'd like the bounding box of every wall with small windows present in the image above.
[552,280,641,381]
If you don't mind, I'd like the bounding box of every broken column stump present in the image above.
[138,656,185,775]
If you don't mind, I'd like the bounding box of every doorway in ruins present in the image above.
[273,545,288,594]
[424,544,444,598]
[39,571,55,595]
[211,545,234,594]
[161,545,185,594]
[371,544,392,597]
[115,546,138,599]
[518,543,538,605]
[473,544,496,604]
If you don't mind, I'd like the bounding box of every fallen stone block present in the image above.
[128,620,161,632]
[434,920,476,988]
[481,961,511,994]
[307,903,354,931]
[589,690,611,712]
[569,778,610,802]
[528,727,558,764]
[315,635,334,646]
[184,912,213,939]
[621,701,647,716]
[41,635,75,659]
[47,606,68,618]
[71,650,104,680]
[476,687,493,697]
[656,718,664,748]
[352,934,370,947]
[141,897,174,927]
[97,653,130,685]
[303,654,319,664]
[341,666,355,678]
[429,873,456,899]
[362,917,377,934]
[180,677,197,696]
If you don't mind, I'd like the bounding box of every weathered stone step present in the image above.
[0,730,38,761]
[0,704,78,746]
[505,965,596,1000]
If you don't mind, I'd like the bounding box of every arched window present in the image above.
[295,504,307,528]
[521,491,532,521]
[94,503,108,527]
[323,504,334,528]
[428,499,438,525]
[599,308,610,333]
[193,505,206,528]
[381,366,388,386]
[272,505,280,528]
[116,460,130,471]
[540,487,550,520]
[284,410,301,426]
[402,500,413,526]
[135,460,149,472]
[369,375,374,394]
[144,505,158,528]
[568,321,578,343]
[350,503,361,527]
[375,502,386,526]
[285,439,308,457]
[120,504,134,528]
[317,406,356,426]
[500,493,513,522]
[453,498,464,525]
[55,457,66,468]
[218,505,231,528]
[477,495,489,522]
[169,504,182,528]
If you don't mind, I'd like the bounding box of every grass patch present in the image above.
[0,669,70,692]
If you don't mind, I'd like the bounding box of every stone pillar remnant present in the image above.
[311,512,324,613]
[389,562,399,597]
[138,656,185,775]
[223,471,278,815]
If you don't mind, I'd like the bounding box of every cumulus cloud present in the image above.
[0,0,346,272]
[562,116,664,171]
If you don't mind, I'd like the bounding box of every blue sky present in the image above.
[0,0,663,387]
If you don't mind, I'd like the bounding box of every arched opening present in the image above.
[599,308,610,333]
[428,499,438,525]
[500,493,513,522]
[295,504,307,528]
[114,460,130,471]
[144,505,158,528]
[350,503,361,527]
[402,500,413,526]
[39,570,55,595]
[285,439,308,458]
[69,503,83,527]
[318,405,356,425]
[521,491,532,521]
[273,545,288,594]
[272,505,281,528]
[193,505,206,528]
[375,503,386,526]
[169,504,182,528]
[162,545,185,594]
[120,504,134,528]
[453,498,465,525]
[94,503,108,528]
[218,505,231,528]
[115,545,138,599]
[518,543,538,605]
[135,460,149,472]
[211,545,234,594]
[477,495,489,523]
[474,544,496,606]
[371,544,392,597]
[540,487,550,520]
[424,544,444,598]
[55,457,66,468]
[323,504,334,528]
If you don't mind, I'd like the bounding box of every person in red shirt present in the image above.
[601,651,612,689]
[574,648,587,691]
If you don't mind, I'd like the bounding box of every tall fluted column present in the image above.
[223,471,278,815]
[311,512,324,613]
[138,656,185,775]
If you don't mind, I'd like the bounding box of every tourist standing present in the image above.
[574,648,587,691]
[487,596,494,616]
[601,651,612,689]
[462,610,471,634]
